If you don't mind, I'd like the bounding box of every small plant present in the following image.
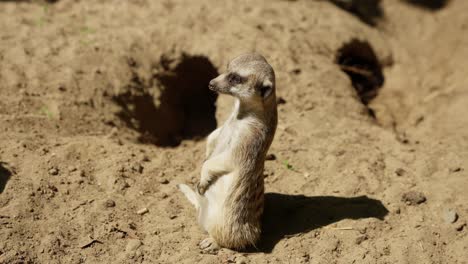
[40,106,53,119]
[79,26,96,46]
[80,26,96,35]
[283,160,299,172]
[36,4,50,27]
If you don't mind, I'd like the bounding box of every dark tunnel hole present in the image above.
[113,54,219,147]
[404,0,449,10]
[329,0,383,26]
[0,0,59,3]
[0,162,13,193]
[336,39,384,118]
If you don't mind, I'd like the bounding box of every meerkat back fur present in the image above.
[178,53,277,252]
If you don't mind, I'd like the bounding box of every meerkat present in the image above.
[177,53,277,253]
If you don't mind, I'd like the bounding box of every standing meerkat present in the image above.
[178,53,277,253]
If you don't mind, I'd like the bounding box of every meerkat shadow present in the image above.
[254,192,388,253]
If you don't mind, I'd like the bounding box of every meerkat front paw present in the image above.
[199,237,220,254]
[196,182,207,195]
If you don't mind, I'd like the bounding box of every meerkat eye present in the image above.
[227,73,243,85]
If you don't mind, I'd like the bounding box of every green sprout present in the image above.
[283,160,295,171]
[40,106,53,119]
[80,26,96,35]
[36,4,50,27]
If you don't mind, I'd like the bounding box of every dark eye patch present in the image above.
[227,73,244,85]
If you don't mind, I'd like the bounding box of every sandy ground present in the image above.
[0,0,467,263]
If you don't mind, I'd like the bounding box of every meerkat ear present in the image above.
[260,80,273,99]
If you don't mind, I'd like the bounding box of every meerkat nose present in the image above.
[208,80,216,90]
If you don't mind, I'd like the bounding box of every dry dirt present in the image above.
[1,0,467,263]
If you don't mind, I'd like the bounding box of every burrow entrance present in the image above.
[329,0,383,26]
[404,0,449,10]
[336,39,384,118]
[0,162,12,193]
[113,54,218,147]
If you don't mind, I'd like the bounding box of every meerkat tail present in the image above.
[177,184,201,210]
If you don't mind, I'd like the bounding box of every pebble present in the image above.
[449,167,462,173]
[401,191,426,205]
[126,239,142,252]
[443,209,458,223]
[137,208,148,215]
[291,68,301,75]
[455,221,466,231]
[395,168,406,176]
[48,167,59,176]
[159,178,169,184]
[355,235,368,245]
[265,154,276,161]
[132,163,144,173]
[276,97,286,105]
[105,199,116,208]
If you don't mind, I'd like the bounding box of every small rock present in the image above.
[129,222,137,230]
[358,227,367,234]
[137,208,148,215]
[443,209,458,223]
[265,153,276,161]
[48,185,58,192]
[355,235,368,245]
[132,163,144,173]
[395,168,406,176]
[126,239,142,252]
[291,68,301,75]
[105,199,116,208]
[116,232,125,239]
[159,178,169,184]
[276,97,286,105]
[394,207,401,214]
[455,221,466,231]
[402,191,426,205]
[449,167,462,173]
[48,167,59,176]
[121,181,130,190]
[68,166,77,172]
[236,259,247,264]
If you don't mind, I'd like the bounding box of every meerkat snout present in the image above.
[209,53,276,102]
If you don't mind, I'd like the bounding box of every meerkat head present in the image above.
[209,53,276,103]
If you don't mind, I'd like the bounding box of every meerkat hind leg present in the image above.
[199,237,220,254]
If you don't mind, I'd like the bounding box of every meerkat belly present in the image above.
[199,171,235,231]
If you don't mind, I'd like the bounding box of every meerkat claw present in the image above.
[196,182,206,195]
[199,237,220,254]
